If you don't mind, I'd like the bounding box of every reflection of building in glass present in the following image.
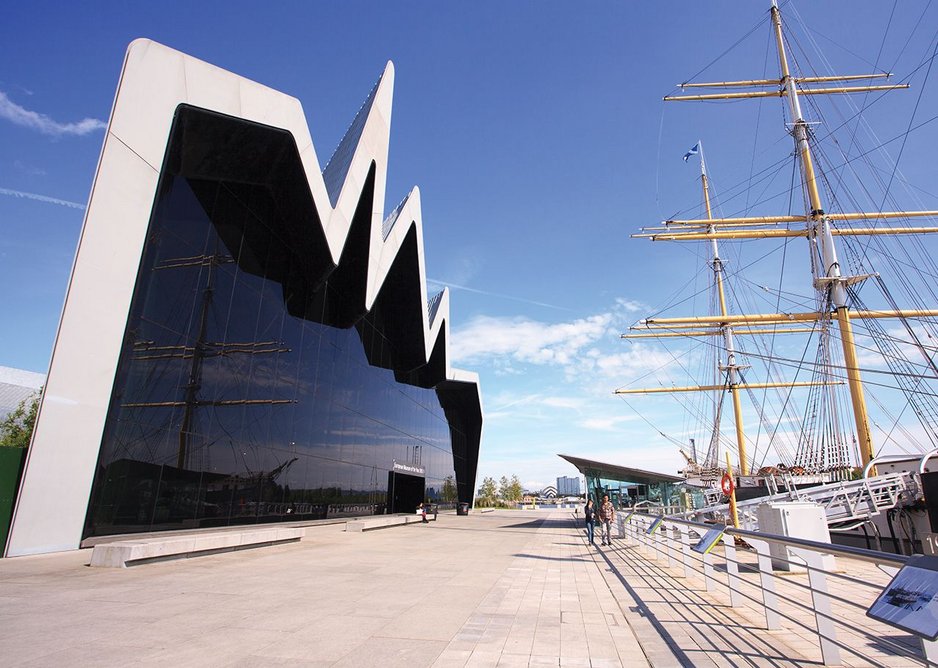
[556,476,580,496]
[6,41,482,556]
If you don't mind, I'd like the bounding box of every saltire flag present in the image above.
[683,143,700,162]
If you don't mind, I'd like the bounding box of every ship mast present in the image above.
[770,0,875,471]
[699,144,750,475]
[624,0,938,476]
[620,140,835,476]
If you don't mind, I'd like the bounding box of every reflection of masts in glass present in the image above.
[123,250,294,470]
[626,0,938,476]
[177,248,215,469]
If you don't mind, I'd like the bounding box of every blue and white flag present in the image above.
[682,143,700,163]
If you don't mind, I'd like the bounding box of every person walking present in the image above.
[584,498,596,545]
[598,494,615,545]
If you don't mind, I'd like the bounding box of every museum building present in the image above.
[5,41,482,556]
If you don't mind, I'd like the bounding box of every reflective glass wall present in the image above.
[84,107,466,538]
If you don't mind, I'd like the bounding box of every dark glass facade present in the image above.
[83,106,477,538]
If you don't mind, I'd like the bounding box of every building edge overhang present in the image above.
[5,39,482,557]
[558,454,685,487]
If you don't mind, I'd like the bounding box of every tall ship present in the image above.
[617,1,938,551]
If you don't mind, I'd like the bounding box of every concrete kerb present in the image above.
[86,511,446,566]
[89,526,305,568]
[345,513,437,532]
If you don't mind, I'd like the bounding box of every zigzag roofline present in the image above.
[109,40,456,378]
[4,40,482,556]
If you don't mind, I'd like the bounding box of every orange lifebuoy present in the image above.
[720,473,735,496]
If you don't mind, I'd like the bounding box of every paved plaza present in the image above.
[0,509,923,666]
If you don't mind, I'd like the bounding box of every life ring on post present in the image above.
[720,473,735,496]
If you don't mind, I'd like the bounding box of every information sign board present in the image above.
[692,526,725,555]
[867,555,938,641]
[645,516,663,535]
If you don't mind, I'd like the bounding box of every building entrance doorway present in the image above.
[388,471,424,514]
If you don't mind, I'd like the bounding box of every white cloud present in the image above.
[615,298,646,312]
[450,301,674,383]
[13,160,46,177]
[0,91,106,137]
[542,396,587,411]
[451,312,615,367]
[579,415,636,431]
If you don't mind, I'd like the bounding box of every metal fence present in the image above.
[617,511,936,666]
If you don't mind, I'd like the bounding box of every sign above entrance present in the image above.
[393,461,425,476]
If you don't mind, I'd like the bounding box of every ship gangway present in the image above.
[680,471,918,531]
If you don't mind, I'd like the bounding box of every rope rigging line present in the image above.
[614,394,696,451]
[664,10,773,97]
[848,284,938,450]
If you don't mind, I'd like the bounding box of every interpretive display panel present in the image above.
[692,526,725,555]
[867,555,938,641]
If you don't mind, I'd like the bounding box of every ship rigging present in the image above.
[618,1,938,485]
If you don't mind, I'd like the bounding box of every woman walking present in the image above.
[584,498,596,545]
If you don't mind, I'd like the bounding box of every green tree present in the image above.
[441,475,457,502]
[0,390,41,449]
[508,475,523,502]
[498,475,510,503]
[478,477,497,506]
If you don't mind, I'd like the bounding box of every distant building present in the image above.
[0,366,44,422]
[557,476,580,496]
[540,485,557,498]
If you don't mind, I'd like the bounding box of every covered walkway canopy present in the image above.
[559,454,686,508]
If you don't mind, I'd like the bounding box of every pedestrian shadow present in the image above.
[512,552,591,563]
[594,547,697,666]
[499,519,546,529]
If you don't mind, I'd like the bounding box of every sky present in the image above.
[3,1,938,492]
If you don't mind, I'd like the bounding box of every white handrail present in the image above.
[863,454,921,478]
[918,448,938,474]
[617,511,925,666]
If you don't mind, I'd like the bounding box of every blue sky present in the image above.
[3,1,938,490]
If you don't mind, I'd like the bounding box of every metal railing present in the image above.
[615,511,936,666]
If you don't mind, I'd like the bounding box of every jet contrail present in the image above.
[428,278,571,311]
[0,187,85,210]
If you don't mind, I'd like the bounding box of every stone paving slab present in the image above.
[1,511,645,667]
[2,509,924,666]
[601,522,930,668]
